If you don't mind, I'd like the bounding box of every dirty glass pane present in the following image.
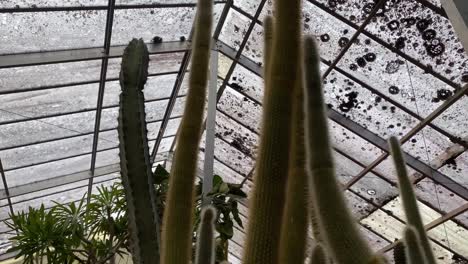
[0,0,106,8]
[0,11,106,54]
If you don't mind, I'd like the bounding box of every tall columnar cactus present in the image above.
[262,15,273,87]
[117,38,160,264]
[404,227,427,264]
[303,36,378,264]
[388,137,437,264]
[393,241,407,264]
[194,207,216,264]
[241,0,301,263]
[278,47,308,264]
[310,244,329,264]
[160,0,212,263]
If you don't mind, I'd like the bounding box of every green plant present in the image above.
[118,38,161,264]
[393,241,406,264]
[403,227,426,264]
[160,0,213,263]
[7,184,129,264]
[310,244,329,264]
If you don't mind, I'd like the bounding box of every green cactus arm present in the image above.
[403,227,427,264]
[278,50,308,264]
[303,36,374,264]
[194,207,216,264]
[160,0,212,263]
[241,0,301,263]
[118,38,160,264]
[388,137,436,264]
[394,241,407,264]
[310,244,329,264]
[368,255,388,264]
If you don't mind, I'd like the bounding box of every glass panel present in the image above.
[102,75,177,107]
[200,135,254,177]
[358,225,390,251]
[344,190,377,220]
[0,11,106,54]
[324,69,419,139]
[229,63,264,103]
[328,120,385,166]
[429,220,468,257]
[233,0,261,16]
[219,8,252,53]
[215,111,259,158]
[402,126,452,163]
[455,211,468,229]
[373,156,420,183]
[107,53,184,78]
[336,34,454,118]
[415,178,467,213]
[0,133,93,171]
[112,7,195,45]
[351,173,399,207]
[0,111,96,150]
[0,60,102,94]
[361,209,405,241]
[0,0,107,8]
[366,0,468,86]
[312,0,381,27]
[95,148,119,168]
[432,96,468,140]
[164,117,181,137]
[116,0,197,5]
[438,151,468,186]
[5,154,91,189]
[218,87,262,132]
[0,83,99,124]
[381,196,441,225]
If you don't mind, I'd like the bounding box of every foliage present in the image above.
[6,184,128,264]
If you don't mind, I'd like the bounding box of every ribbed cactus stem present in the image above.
[394,241,406,264]
[194,207,216,264]
[279,50,308,264]
[304,36,374,264]
[388,137,437,264]
[310,244,329,264]
[242,0,301,263]
[118,38,160,264]
[160,0,212,263]
[404,227,427,264]
[263,15,274,83]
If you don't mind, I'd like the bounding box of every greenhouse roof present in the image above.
[0,0,467,263]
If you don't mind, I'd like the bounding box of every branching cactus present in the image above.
[388,137,437,264]
[118,38,160,264]
[242,0,301,263]
[303,36,379,264]
[160,0,213,263]
[194,207,216,264]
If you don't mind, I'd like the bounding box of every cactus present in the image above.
[117,38,160,264]
[394,241,406,264]
[160,0,213,263]
[278,45,308,264]
[388,137,437,264]
[403,227,427,264]
[262,15,273,88]
[303,36,377,264]
[241,0,301,263]
[310,244,329,264]
[195,207,216,264]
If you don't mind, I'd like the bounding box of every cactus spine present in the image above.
[303,36,376,264]
[388,137,437,264]
[160,0,212,263]
[404,227,427,264]
[310,244,329,264]
[278,45,308,264]
[117,38,160,264]
[241,0,301,263]
[195,207,217,264]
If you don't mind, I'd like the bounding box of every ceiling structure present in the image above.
[0,0,467,263]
